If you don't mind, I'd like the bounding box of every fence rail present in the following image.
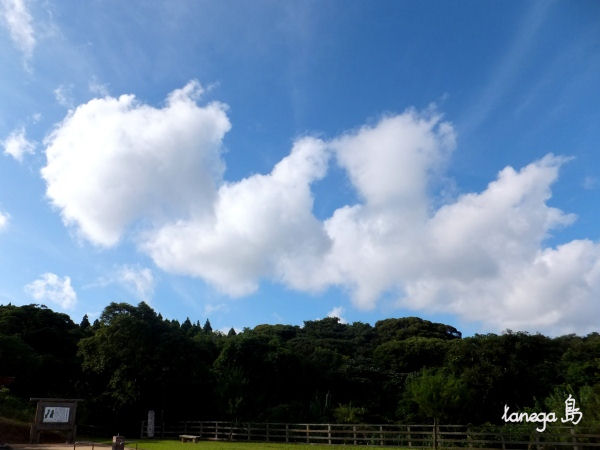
[140,421,600,449]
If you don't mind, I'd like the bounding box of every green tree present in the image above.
[0,304,80,397]
[405,368,466,423]
[77,302,217,428]
[80,314,91,329]
[333,403,366,423]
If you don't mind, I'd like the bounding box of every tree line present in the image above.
[0,302,598,433]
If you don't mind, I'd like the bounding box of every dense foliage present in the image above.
[1,303,599,432]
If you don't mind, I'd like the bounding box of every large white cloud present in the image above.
[143,136,331,296]
[333,112,455,208]
[301,112,457,307]
[42,80,230,246]
[399,155,592,332]
[25,273,77,309]
[41,83,600,334]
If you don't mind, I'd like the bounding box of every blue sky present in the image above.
[1,0,599,336]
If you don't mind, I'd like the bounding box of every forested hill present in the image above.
[1,302,599,432]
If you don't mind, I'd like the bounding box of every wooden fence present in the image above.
[140,421,600,449]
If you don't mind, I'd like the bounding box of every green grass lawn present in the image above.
[131,439,409,450]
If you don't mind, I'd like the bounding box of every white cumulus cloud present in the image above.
[333,112,455,208]
[327,306,347,324]
[142,136,330,296]
[41,83,600,334]
[0,0,35,60]
[399,155,585,332]
[296,112,457,307]
[25,273,77,309]
[42,80,230,246]
[2,126,35,162]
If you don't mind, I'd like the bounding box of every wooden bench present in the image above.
[179,435,200,443]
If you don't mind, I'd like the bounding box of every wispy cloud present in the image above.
[204,303,228,315]
[583,176,598,191]
[86,265,155,302]
[53,84,74,108]
[271,312,284,323]
[0,0,35,62]
[117,265,155,302]
[89,77,110,97]
[459,1,553,134]
[0,210,9,231]
[2,126,35,162]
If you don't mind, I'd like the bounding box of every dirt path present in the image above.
[10,446,78,450]
[10,446,107,450]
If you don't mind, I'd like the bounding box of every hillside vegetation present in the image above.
[1,303,599,433]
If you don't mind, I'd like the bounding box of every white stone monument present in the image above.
[147,410,155,438]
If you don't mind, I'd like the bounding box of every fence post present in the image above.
[380,425,384,446]
[353,425,357,446]
[306,424,310,443]
[247,423,251,441]
[407,425,412,447]
[215,422,218,440]
[266,423,270,442]
[432,418,438,450]
[571,427,579,450]
[467,426,472,450]
[286,424,289,443]
[200,422,203,438]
